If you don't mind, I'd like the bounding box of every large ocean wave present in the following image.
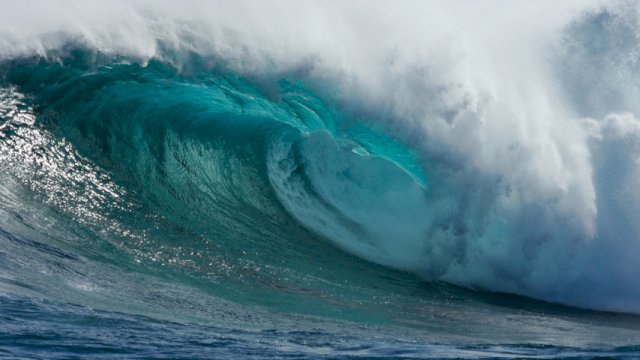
[2,1,640,357]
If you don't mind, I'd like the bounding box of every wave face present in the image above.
[2,0,640,357]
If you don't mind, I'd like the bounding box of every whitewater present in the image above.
[2,0,640,358]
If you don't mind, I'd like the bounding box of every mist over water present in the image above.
[2,1,640,358]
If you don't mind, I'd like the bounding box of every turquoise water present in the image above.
[1,37,640,358]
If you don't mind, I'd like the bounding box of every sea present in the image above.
[2,1,640,358]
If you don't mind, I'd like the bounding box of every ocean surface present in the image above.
[2,1,640,358]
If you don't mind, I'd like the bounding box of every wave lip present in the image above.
[268,129,432,271]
